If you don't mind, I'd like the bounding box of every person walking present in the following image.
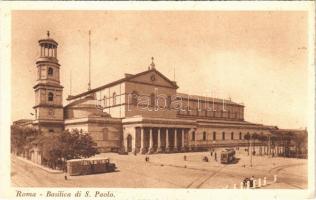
[63,165,68,180]
[250,176,255,187]
[64,170,68,180]
[214,152,217,161]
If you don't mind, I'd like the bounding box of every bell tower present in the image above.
[33,31,64,133]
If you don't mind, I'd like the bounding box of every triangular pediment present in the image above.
[127,69,178,89]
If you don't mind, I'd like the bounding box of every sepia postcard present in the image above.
[0,1,315,200]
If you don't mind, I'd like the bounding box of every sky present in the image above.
[11,11,309,129]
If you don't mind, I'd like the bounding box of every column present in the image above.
[268,136,271,155]
[165,128,170,152]
[174,129,178,152]
[156,128,162,153]
[188,130,192,151]
[148,128,154,154]
[132,128,136,154]
[45,46,48,57]
[140,127,145,154]
[181,129,185,151]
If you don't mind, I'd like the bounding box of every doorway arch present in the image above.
[127,134,132,152]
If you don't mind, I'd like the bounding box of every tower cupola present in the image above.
[36,31,59,65]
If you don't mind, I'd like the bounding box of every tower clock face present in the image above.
[48,108,55,116]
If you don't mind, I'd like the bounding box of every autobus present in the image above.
[220,149,236,164]
[66,157,116,176]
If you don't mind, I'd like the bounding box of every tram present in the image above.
[67,157,116,176]
[220,149,236,164]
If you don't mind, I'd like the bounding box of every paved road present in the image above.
[11,153,307,189]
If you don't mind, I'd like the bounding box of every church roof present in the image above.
[176,93,244,106]
[67,68,178,100]
[64,95,111,118]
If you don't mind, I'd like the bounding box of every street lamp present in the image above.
[212,141,216,151]
[250,139,253,167]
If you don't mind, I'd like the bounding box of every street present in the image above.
[11,150,307,188]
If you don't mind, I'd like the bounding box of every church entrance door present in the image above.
[127,134,132,152]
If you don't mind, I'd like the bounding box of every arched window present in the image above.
[167,95,172,109]
[150,93,155,107]
[231,132,234,140]
[244,132,250,140]
[192,131,195,141]
[213,132,216,140]
[112,92,116,105]
[48,67,53,76]
[203,131,207,141]
[48,92,54,101]
[131,91,138,105]
[222,132,225,140]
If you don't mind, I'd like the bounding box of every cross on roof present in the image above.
[150,56,155,69]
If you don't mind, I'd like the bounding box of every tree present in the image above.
[261,135,268,155]
[270,135,279,156]
[257,134,267,156]
[35,132,62,169]
[38,129,98,169]
[283,132,294,157]
[244,133,251,156]
[11,125,39,157]
[294,133,307,158]
[251,133,258,155]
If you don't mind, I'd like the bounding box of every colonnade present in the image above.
[125,127,190,154]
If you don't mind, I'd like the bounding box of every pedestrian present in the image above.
[63,165,68,180]
[250,176,254,187]
[211,151,213,156]
[214,152,217,161]
[64,171,68,180]
[184,155,187,161]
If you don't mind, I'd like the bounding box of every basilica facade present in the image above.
[29,33,286,156]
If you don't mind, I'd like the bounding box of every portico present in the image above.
[122,117,195,154]
[137,127,189,154]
